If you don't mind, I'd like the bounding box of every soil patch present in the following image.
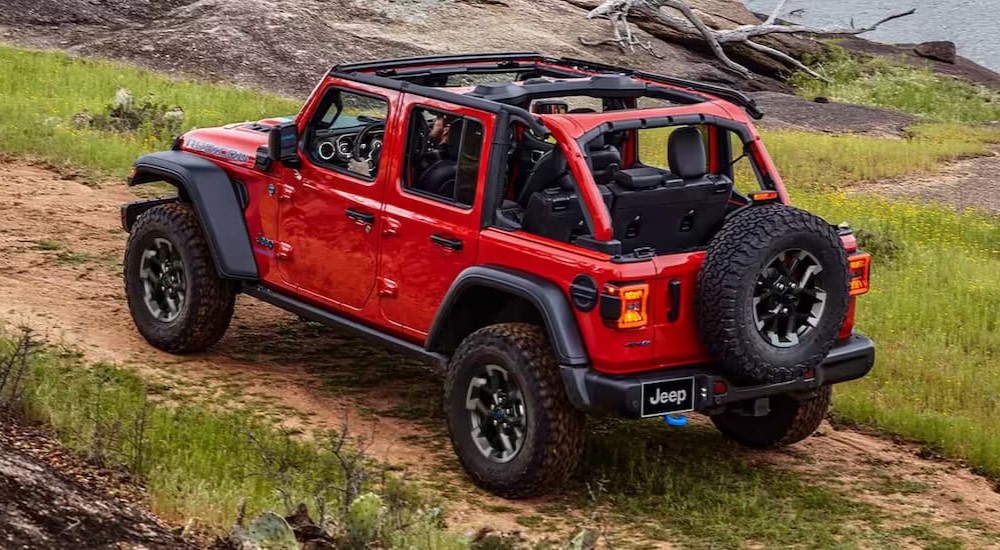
[851,144,1000,215]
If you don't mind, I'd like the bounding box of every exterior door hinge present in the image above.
[378,277,398,298]
[382,216,401,237]
[275,242,293,260]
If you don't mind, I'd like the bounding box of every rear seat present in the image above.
[608,126,732,254]
[521,136,619,242]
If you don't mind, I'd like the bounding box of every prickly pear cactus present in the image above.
[242,511,299,550]
[346,492,384,547]
[566,527,599,550]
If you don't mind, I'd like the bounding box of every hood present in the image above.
[178,116,294,168]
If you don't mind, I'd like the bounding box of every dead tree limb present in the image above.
[582,0,916,79]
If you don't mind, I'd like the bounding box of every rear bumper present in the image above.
[560,334,875,418]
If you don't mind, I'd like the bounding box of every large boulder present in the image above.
[914,41,957,64]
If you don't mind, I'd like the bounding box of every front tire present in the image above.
[443,323,584,499]
[124,202,236,353]
[710,386,831,449]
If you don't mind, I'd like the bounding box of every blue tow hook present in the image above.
[665,414,688,427]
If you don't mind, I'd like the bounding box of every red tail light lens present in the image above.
[600,283,649,329]
[848,253,871,296]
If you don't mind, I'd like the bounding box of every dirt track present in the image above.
[2,159,1000,545]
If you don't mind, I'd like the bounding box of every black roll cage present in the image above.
[327,52,767,252]
[331,52,763,119]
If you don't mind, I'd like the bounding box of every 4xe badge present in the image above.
[640,377,695,417]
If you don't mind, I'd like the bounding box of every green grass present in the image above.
[791,46,1000,123]
[579,420,887,549]
[754,123,1000,191]
[793,191,1000,478]
[0,43,300,178]
[5,333,463,548]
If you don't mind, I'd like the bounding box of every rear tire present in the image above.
[710,386,831,449]
[443,323,584,499]
[124,202,236,353]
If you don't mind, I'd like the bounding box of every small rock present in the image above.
[813,96,830,104]
[914,41,957,64]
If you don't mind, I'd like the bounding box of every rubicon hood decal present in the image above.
[184,137,251,164]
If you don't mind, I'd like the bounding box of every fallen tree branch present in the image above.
[582,0,916,79]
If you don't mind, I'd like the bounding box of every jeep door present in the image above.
[276,82,400,311]
[377,97,493,336]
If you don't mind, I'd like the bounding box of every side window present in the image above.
[403,106,485,208]
[306,89,389,179]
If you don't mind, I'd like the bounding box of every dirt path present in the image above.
[1,159,999,547]
[852,145,1000,216]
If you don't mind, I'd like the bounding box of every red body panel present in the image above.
[171,70,857,375]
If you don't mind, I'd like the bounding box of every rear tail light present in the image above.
[848,253,871,296]
[600,283,649,329]
[749,190,779,203]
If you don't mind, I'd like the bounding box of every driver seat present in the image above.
[517,146,572,206]
[415,120,464,199]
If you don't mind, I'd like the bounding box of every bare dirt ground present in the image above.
[853,145,1000,216]
[1,159,1000,546]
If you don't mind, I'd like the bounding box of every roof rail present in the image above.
[555,57,763,119]
[333,52,545,74]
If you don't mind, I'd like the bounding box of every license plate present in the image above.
[641,377,695,417]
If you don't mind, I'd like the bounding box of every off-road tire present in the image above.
[443,323,584,499]
[124,202,236,353]
[710,386,831,448]
[697,204,850,384]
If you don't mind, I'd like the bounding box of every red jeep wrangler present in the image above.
[121,53,874,498]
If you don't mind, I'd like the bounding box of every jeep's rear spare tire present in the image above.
[696,204,850,384]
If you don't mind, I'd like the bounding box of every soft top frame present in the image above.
[331,52,763,119]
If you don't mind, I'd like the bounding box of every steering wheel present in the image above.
[414,116,433,158]
[352,121,386,170]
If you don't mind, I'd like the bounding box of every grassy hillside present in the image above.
[792,46,1000,123]
[0,44,300,178]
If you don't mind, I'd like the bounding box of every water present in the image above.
[744,0,1000,73]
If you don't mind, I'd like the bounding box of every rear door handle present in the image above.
[430,233,463,251]
[346,208,375,224]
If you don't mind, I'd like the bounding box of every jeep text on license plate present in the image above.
[640,377,696,417]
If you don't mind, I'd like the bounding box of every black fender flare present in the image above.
[425,265,589,366]
[125,151,258,281]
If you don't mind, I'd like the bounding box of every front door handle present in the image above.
[346,208,375,224]
[430,233,463,251]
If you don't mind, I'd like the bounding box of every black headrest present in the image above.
[446,119,464,158]
[569,107,598,114]
[668,126,706,179]
[588,134,606,149]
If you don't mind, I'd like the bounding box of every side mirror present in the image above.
[268,122,300,167]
